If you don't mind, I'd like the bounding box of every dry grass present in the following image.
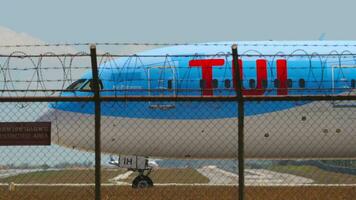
[0,169,126,184]
[1,167,356,199]
[0,185,355,200]
[0,168,209,184]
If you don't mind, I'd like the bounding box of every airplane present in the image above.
[37,41,356,188]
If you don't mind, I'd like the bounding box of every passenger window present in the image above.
[224,79,231,88]
[200,79,206,88]
[274,79,280,88]
[299,79,305,88]
[262,80,268,88]
[168,80,173,90]
[249,79,256,89]
[212,79,218,88]
[287,79,293,88]
[352,79,355,88]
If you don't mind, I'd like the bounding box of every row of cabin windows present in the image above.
[70,79,355,91]
[190,79,356,89]
[166,79,356,90]
[197,79,307,89]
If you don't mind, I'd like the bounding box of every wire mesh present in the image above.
[0,44,355,200]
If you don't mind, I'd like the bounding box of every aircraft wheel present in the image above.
[132,175,153,188]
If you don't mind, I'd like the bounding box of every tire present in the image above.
[132,175,153,188]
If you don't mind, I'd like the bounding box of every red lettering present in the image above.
[190,58,288,96]
[189,59,225,96]
[232,59,267,95]
[277,59,288,95]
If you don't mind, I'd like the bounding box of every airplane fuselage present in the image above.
[38,41,356,159]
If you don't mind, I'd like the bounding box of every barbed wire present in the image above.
[2,42,356,48]
[0,48,355,98]
[2,52,356,58]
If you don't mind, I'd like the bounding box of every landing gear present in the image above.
[132,168,153,188]
[109,155,155,188]
[132,173,153,188]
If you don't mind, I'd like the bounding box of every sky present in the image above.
[1,0,356,43]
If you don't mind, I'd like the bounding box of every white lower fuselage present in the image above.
[39,100,356,159]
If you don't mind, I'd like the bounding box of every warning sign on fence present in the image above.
[0,122,51,146]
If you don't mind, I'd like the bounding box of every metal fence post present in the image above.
[90,44,101,200]
[232,44,245,200]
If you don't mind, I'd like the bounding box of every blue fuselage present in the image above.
[52,41,356,119]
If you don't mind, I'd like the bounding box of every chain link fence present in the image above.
[0,43,355,200]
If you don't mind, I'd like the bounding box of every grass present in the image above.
[269,165,356,184]
[0,185,355,200]
[0,169,126,184]
[1,167,355,199]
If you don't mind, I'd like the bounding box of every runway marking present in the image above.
[197,166,314,185]
[108,171,133,184]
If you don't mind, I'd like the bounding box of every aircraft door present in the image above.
[331,65,355,94]
[147,66,177,110]
[331,65,356,108]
